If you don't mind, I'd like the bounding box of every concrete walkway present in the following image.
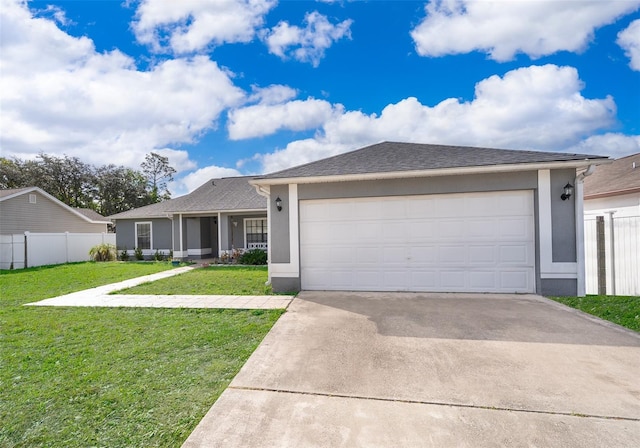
[25,266,294,309]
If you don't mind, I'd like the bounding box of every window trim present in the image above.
[135,221,153,251]
[244,217,268,249]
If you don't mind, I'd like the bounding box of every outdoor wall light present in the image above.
[561,183,574,201]
[275,196,283,212]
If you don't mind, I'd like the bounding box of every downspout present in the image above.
[575,165,596,297]
[253,185,272,286]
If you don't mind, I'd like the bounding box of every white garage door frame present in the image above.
[299,190,536,293]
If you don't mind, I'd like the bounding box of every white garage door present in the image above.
[300,190,535,293]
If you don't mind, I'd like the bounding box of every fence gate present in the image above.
[584,214,640,296]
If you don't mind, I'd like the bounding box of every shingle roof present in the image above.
[0,187,33,200]
[74,208,110,223]
[108,176,266,220]
[256,141,609,180]
[584,152,640,198]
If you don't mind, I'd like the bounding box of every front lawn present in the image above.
[0,263,283,447]
[117,265,273,295]
[550,295,640,332]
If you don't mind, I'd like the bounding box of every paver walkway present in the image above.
[25,265,294,309]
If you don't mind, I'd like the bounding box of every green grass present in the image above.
[117,265,273,296]
[0,263,283,447]
[550,295,640,332]
[0,262,174,307]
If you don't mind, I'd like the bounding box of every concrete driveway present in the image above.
[183,292,640,447]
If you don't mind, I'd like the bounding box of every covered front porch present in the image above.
[171,211,267,260]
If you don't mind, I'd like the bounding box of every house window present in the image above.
[135,222,152,250]
[245,218,267,249]
[29,194,36,204]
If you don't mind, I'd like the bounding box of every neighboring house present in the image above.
[0,187,113,269]
[583,153,640,296]
[583,152,640,217]
[251,141,609,296]
[0,187,110,234]
[108,176,267,259]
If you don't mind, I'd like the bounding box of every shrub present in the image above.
[238,249,267,265]
[89,243,117,262]
[119,247,130,261]
[153,249,164,261]
[134,247,144,261]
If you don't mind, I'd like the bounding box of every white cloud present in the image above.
[133,0,277,54]
[263,11,352,66]
[411,0,640,61]
[253,65,617,173]
[174,165,243,195]
[617,19,640,71]
[247,84,298,105]
[228,98,339,139]
[0,0,245,171]
[566,133,640,159]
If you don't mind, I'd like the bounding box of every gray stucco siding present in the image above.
[540,279,578,297]
[550,169,577,262]
[114,218,171,250]
[297,171,538,201]
[270,185,290,263]
[1,192,106,234]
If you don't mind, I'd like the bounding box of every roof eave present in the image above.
[110,208,266,220]
[584,186,640,200]
[251,159,610,186]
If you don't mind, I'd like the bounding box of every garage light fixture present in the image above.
[275,196,283,212]
[561,183,574,201]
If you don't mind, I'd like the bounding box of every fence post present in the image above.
[596,216,606,295]
[24,232,29,268]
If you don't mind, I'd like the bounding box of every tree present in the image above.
[0,157,26,189]
[94,165,154,216]
[141,152,176,202]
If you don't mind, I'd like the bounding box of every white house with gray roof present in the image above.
[250,141,610,297]
[109,176,267,259]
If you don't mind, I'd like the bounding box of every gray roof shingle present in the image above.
[584,152,640,198]
[108,176,266,220]
[256,142,609,180]
[74,208,110,222]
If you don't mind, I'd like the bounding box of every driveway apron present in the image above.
[183,292,640,447]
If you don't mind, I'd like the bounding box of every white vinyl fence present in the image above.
[0,232,116,270]
[584,214,640,296]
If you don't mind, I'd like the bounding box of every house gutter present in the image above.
[575,164,597,297]
[249,159,611,187]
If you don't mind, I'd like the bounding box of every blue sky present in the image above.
[2,0,639,195]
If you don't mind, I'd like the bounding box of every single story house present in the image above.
[250,141,610,296]
[0,187,111,234]
[109,176,267,259]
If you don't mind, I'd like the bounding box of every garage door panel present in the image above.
[469,271,497,289]
[438,220,465,238]
[407,221,437,239]
[355,247,382,263]
[410,271,438,288]
[383,247,408,263]
[469,246,497,263]
[498,218,531,238]
[408,246,438,263]
[467,219,497,238]
[500,271,532,290]
[498,245,530,264]
[300,191,535,293]
[439,245,467,263]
